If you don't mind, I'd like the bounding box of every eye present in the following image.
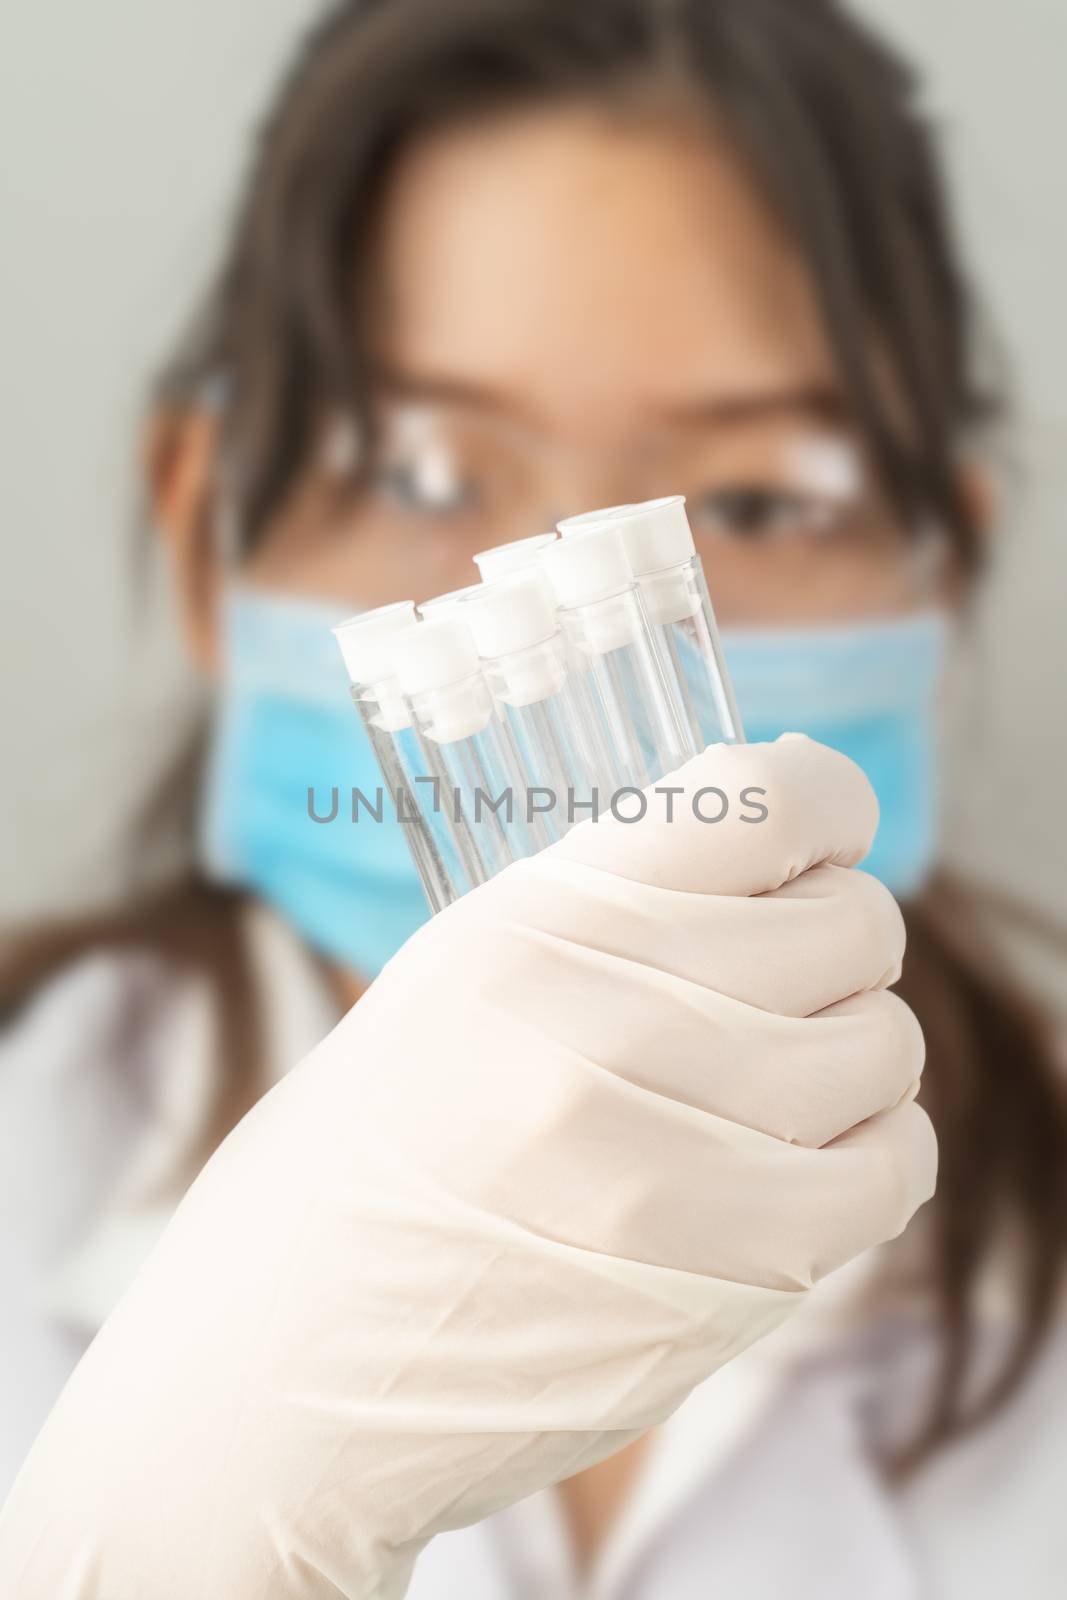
[695,486,840,540]
[372,448,481,518]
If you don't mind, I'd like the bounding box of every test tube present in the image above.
[462,571,613,843]
[390,616,538,885]
[473,532,557,582]
[538,525,691,790]
[332,603,457,913]
[559,497,744,748]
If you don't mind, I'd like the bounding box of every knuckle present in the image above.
[871,1102,939,1236]
[860,988,926,1080]
[832,868,906,985]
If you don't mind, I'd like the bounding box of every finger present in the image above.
[356,947,934,1290]
[547,734,879,897]
[467,857,905,1017]
[456,928,924,1147]
[621,1099,937,1290]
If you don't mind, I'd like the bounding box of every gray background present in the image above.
[1,1,1063,1000]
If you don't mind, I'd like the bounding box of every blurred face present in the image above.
[161,102,960,986]
[234,104,948,630]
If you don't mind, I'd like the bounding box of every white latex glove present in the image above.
[0,736,935,1599]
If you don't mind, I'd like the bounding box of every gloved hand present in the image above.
[0,736,935,1600]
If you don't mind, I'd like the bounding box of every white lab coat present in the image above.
[2,903,1065,1596]
[0,906,337,1494]
[407,1310,1067,1599]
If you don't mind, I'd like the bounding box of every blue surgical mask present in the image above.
[202,588,946,976]
[723,611,949,897]
[201,587,430,979]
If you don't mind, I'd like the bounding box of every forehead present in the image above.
[368,104,838,435]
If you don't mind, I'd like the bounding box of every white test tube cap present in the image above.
[391,614,479,697]
[332,600,417,685]
[565,496,695,575]
[605,497,699,625]
[417,584,482,620]
[391,615,492,742]
[462,571,557,660]
[609,495,696,574]
[538,523,633,610]
[557,503,635,536]
[463,573,564,704]
[473,532,557,581]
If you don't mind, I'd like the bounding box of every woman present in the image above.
[2,0,1064,1593]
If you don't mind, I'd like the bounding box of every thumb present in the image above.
[549,734,879,897]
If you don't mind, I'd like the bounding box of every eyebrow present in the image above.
[373,366,848,431]
[662,385,848,428]
[373,367,535,416]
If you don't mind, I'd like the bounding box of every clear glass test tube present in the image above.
[538,525,692,790]
[559,497,745,749]
[462,572,614,844]
[390,615,541,887]
[333,604,470,911]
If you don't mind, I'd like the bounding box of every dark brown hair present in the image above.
[893,884,1065,1471]
[33,0,1067,1474]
